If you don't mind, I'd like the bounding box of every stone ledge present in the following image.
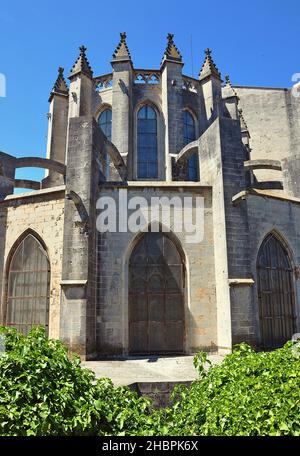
[229,278,255,286]
[244,159,282,171]
[2,185,66,202]
[60,280,88,286]
[100,181,211,188]
[232,189,300,205]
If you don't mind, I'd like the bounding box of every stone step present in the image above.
[82,354,223,386]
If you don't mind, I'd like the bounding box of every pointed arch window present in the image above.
[6,234,50,335]
[183,110,198,181]
[137,105,158,179]
[98,108,112,178]
[257,233,296,349]
[98,108,112,141]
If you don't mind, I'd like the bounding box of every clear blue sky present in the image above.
[0,0,299,184]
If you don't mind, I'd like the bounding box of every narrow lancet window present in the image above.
[137,105,158,179]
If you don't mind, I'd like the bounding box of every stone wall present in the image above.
[0,152,16,199]
[198,116,251,353]
[282,155,300,197]
[235,86,296,183]
[96,184,217,355]
[231,192,300,346]
[0,188,65,338]
[60,116,102,359]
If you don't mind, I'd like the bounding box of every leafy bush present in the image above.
[149,342,300,436]
[1,326,300,436]
[0,326,150,436]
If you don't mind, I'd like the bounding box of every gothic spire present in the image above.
[49,67,68,101]
[161,33,183,66]
[112,32,132,63]
[69,45,93,79]
[199,48,221,81]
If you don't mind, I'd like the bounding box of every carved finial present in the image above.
[69,45,93,79]
[199,48,221,81]
[49,66,69,101]
[161,33,183,67]
[238,108,250,135]
[223,74,239,101]
[112,32,132,63]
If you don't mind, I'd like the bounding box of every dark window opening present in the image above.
[183,110,198,181]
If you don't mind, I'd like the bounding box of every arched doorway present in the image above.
[129,232,185,355]
[257,233,296,349]
[6,233,50,335]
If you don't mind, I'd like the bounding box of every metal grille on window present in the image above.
[6,234,50,335]
[183,110,198,181]
[257,233,296,350]
[137,105,158,179]
[129,232,184,354]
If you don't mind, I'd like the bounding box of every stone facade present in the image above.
[0,188,65,339]
[96,184,216,355]
[0,33,300,359]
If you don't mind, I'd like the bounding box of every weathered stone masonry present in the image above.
[0,33,300,359]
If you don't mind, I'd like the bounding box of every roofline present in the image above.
[233,85,289,91]
[0,185,66,203]
[99,181,211,189]
[92,73,289,91]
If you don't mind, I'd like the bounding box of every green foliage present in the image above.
[150,342,300,436]
[193,351,212,379]
[0,326,151,436]
[1,326,300,436]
